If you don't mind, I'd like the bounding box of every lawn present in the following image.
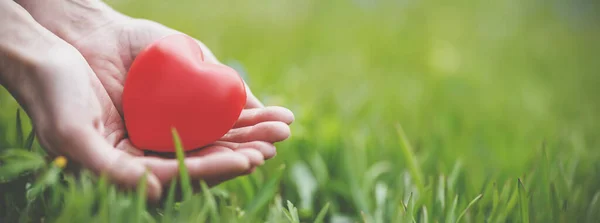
[1,0,600,222]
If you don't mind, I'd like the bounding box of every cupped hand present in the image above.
[18,44,291,201]
[64,18,294,186]
[9,0,294,200]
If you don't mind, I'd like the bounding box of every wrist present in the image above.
[0,1,74,108]
[14,0,127,44]
[0,1,59,84]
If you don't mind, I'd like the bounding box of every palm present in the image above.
[69,19,292,186]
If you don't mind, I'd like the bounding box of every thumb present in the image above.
[48,126,163,201]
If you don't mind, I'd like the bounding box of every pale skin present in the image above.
[0,0,294,201]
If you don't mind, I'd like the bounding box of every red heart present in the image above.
[122,34,246,152]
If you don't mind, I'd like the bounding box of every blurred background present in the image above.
[1,0,599,222]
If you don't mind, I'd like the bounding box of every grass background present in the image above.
[1,0,600,222]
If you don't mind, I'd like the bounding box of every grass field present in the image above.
[1,0,600,222]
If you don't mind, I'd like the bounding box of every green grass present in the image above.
[1,0,600,222]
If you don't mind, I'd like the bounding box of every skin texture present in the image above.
[1,0,294,201]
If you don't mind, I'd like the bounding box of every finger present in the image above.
[144,145,233,159]
[221,121,290,143]
[53,127,162,201]
[234,106,295,128]
[192,38,220,64]
[187,146,232,157]
[235,148,265,166]
[212,141,277,159]
[115,139,144,156]
[245,167,257,175]
[204,165,256,187]
[140,152,251,185]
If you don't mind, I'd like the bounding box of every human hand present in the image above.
[7,0,294,200]
[1,0,177,200]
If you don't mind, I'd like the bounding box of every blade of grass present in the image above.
[395,124,424,190]
[16,109,23,148]
[495,181,514,222]
[162,179,177,223]
[447,161,462,194]
[437,175,446,210]
[200,181,220,222]
[361,211,369,223]
[421,206,428,223]
[107,186,118,222]
[309,152,329,186]
[287,200,300,223]
[24,128,35,150]
[445,195,458,223]
[0,149,46,182]
[586,191,600,222]
[549,183,560,222]
[497,185,519,223]
[49,175,63,210]
[195,196,210,222]
[400,198,408,213]
[282,205,294,222]
[400,194,412,223]
[539,142,552,222]
[290,161,317,215]
[407,192,416,223]
[132,173,148,223]
[456,194,482,222]
[143,212,157,223]
[374,182,387,223]
[405,192,413,212]
[489,182,499,221]
[518,179,530,223]
[314,203,330,223]
[96,173,109,223]
[238,176,255,202]
[171,128,192,199]
[26,156,66,200]
[266,195,285,223]
[245,165,285,215]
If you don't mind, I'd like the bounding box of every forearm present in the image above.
[14,0,125,44]
[0,1,59,88]
[0,1,86,111]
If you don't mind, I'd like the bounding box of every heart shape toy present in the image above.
[122,34,246,152]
